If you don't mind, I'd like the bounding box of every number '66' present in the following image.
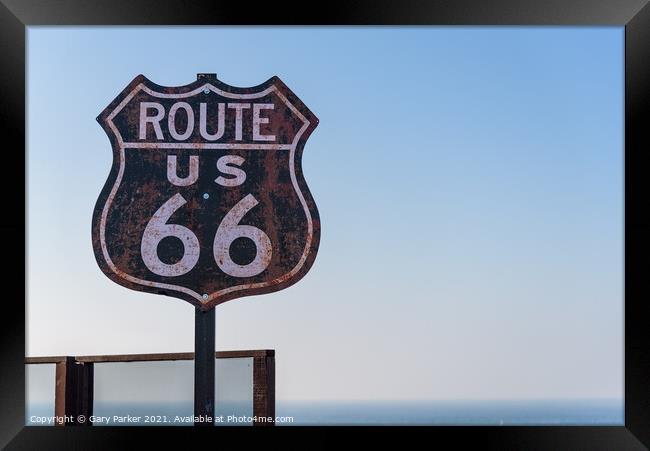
[140,193,272,278]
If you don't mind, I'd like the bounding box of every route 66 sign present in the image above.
[92,74,320,310]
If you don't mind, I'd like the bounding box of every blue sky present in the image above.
[27,26,623,402]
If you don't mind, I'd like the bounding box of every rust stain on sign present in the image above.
[92,74,320,310]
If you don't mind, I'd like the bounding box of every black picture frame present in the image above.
[2,0,648,448]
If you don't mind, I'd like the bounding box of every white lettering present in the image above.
[167,155,199,186]
[168,102,194,141]
[252,103,275,141]
[227,103,251,141]
[215,155,246,187]
[199,102,225,141]
[139,102,165,140]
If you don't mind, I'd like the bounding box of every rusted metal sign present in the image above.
[92,74,320,310]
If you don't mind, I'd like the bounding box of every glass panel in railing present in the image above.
[26,363,56,425]
[93,360,193,426]
[215,357,253,425]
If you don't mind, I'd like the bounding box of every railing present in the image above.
[25,350,275,426]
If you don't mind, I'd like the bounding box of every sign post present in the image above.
[93,73,320,426]
[194,307,215,425]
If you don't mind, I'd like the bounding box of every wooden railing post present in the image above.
[53,357,93,426]
[252,352,275,426]
[54,357,71,426]
[76,362,93,425]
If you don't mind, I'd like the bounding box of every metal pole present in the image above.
[194,307,215,426]
[193,73,217,427]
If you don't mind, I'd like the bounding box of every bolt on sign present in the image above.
[92,74,320,310]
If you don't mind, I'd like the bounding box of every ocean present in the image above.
[26,399,623,426]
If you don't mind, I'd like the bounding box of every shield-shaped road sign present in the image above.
[92,74,320,310]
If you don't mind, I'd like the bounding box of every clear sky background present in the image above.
[27,27,623,402]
